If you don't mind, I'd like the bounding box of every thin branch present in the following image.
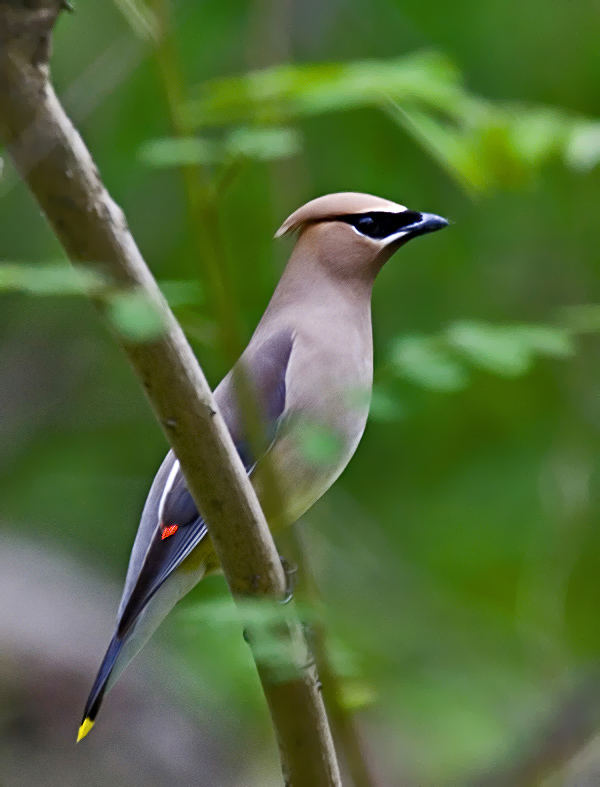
[291,527,381,787]
[0,3,341,784]
[152,0,243,363]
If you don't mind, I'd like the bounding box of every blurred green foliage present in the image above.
[106,290,167,341]
[0,262,104,296]
[2,0,600,784]
[139,126,302,167]
[387,319,574,392]
[184,50,600,193]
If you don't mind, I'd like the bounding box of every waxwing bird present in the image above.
[77,192,448,741]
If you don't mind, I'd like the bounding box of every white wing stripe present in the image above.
[158,458,180,524]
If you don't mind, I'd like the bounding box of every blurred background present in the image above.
[2,1,600,784]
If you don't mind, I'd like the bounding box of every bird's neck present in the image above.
[264,241,375,320]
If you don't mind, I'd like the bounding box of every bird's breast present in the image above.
[254,317,373,526]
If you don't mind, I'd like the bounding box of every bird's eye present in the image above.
[338,211,422,240]
[356,215,376,232]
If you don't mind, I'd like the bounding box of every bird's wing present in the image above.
[116,328,295,633]
[116,449,177,619]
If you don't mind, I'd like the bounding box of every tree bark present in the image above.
[0,3,341,784]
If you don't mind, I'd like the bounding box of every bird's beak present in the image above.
[405,212,449,238]
[383,211,449,250]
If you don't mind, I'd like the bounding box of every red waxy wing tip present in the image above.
[161,524,179,540]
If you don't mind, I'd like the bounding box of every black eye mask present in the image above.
[338,211,422,240]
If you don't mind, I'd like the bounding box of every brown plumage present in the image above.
[78,192,448,739]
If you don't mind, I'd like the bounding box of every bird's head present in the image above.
[275,192,448,280]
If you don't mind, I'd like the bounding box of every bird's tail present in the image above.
[78,612,161,742]
[77,560,209,742]
[77,633,123,741]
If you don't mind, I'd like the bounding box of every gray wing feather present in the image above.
[116,327,294,622]
[117,450,177,618]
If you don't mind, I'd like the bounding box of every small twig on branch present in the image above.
[0,3,341,784]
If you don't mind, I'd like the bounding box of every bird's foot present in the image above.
[242,558,296,645]
[279,556,297,604]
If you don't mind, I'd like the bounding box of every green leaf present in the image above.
[445,321,573,377]
[507,106,570,165]
[390,335,469,392]
[296,420,344,465]
[185,597,317,628]
[0,262,104,296]
[446,321,531,376]
[106,290,166,342]
[338,679,377,711]
[391,103,572,193]
[184,51,600,194]
[224,126,302,161]
[183,598,320,681]
[185,51,462,127]
[390,104,486,193]
[139,128,301,169]
[566,122,600,171]
[509,324,573,358]
[138,137,219,168]
[471,115,531,189]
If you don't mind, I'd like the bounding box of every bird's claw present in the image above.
[279,556,297,604]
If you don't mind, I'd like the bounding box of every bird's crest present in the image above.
[274,191,406,238]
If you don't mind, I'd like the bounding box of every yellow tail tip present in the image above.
[76,718,95,742]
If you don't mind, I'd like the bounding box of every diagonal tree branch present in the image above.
[0,3,341,784]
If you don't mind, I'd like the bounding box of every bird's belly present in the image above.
[253,387,370,528]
